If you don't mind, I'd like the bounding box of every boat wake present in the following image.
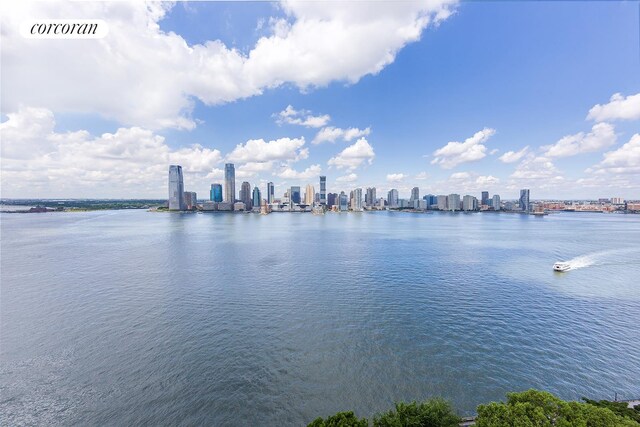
[561,247,640,271]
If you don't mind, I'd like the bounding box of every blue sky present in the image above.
[2,1,639,199]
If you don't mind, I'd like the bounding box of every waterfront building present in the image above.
[168,165,185,210]
[351,188,363,211]
[304,184,315,205]
[224,163,236,203]
[210,183,223,202]
[462,195,478,211]
[448,193,461,211]
[290,186,301,204]
[437,195,448,211]
[327,193,337,207]
[481,191,489,206]
[492,194,501,211]
[339,192,348,211]
[378,197,386,208]
[365,187,377,207]
[520,189,530,212]
[612,197,624,204]
[252,186,261,209]
[202,201,216,211]
[388,189,399,208]
[233,201,246,211]
[267,182,275,204]
[217,202,233,211]
[410,187,419,202]
[319,176,327,205]
[240,181,252,210]
[183,191,197,210]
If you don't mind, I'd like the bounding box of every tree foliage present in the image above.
[372,398,461,427]
[583,398,640,424]
[308,411,368,427]
[475,389,638,427]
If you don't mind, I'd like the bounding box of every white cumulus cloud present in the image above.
[226,137,307,163]
[543,123,616,158]
[431,128,495,169]
[276,164,322,180]
[312,126,371,144]
[0,107,222,198]
[590,133,640,175]
[587,93,640,122]
[386,173,406,182]
[336,173,358,183]
[327,138,375,171]
[499,146,529,163]
[275,105,331,128]
[1,0,457,129]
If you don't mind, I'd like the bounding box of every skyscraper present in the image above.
[252,186,261,209]
[481,191,489,206]
[304,184,315,205]
[319,176,327,205]
[387,189,399,208]
[366,187,377,207]
[520,189,530,212]
[210,183,223,202]
[290,186,301,204]
[410,187,419,202]
[437,195,448,210]
[267,182,275,204]
[240,181,252,210]
[448,193,461,211]
[224,163,236,203]
[168,165,185,210]
[462,195,478,211]
[352,188,363,211]
[492,194,501,211]
[339,191,348,211]
[327,193,337,207]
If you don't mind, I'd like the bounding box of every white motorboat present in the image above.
[553,262,571,272]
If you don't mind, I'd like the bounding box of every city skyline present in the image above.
[1,1,639,199]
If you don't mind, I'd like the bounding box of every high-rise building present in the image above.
[481,191,489,206]
[168,165,185,210]
[224,163,236,203]
[365,187,377,207]
[437,195,448,210]
[339,191,348,211]
[184,191,197,210]
[210,183,223,202]
[462,195,478,211]
[304,184,315,205]
[448,194,461,211]
[351,188,363,211]
[387,189,399,208]
[319,176,327,205]
[240,181,252,210]
[327,193,337,207]
[410,187,419,202]
[252,186,261,209]
[290,186,301,204]
[519,189,530,212]
[492,194,501,211]
[267,182,275,204]
[423,194,437,208]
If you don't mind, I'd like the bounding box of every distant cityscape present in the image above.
[167,164,640,215]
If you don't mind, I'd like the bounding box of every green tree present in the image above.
[583,398,640,424]
[307,411,369,427]
[476,389,638,427]
[372,398,461,427]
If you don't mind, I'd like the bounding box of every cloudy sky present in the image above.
[1,1,639,200]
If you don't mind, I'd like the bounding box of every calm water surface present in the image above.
[1,210,639,425]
